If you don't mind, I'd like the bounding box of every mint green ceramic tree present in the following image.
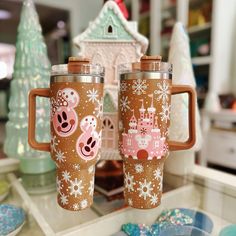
[4,0,54,173]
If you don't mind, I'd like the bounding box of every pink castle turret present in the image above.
[122,96,166,160]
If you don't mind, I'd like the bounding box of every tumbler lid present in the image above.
[119,55,172,80]
[140,55,162,71]
[68,57,90,74]
[51,57,104,80]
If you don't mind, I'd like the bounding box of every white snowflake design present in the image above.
[94,99,103,119]
[73,203,80,211]
[120,81,127,92]
[88,166,94,174]
[68,178,84,197]
[80,199,88,209]
[150,194,158,205]
[160,104,171,123]
[128,198,133,206]
[154,81,170,104]
[60,193,68,205]
[154,167,162,180]
[132,78,147,95]
[50,135,59,152]
[154,168,163,191]
[56,176,62,193]
[120,96,130,112]
[62,170,71,182]
[87,88,98,103]
[124,172,135,192]
[137,179,153,200]
[88,179,94,196]
[134,164,144,174]
[73,164,80,170]
[55,150,66,163]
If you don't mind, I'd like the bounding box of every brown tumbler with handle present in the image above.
[118,55,196,209]
[28,57,104,211]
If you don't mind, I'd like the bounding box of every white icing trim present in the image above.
[73,1,148,54]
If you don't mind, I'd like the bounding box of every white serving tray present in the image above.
[3,165,236,236]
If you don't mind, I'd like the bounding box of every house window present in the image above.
[102,117,115,149]
[108,25,113,33]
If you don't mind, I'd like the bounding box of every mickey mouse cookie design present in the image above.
[51,88,79,137]
[76,115,101,161]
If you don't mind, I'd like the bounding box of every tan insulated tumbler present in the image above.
[28,57,104,211]
[118,56,196,209]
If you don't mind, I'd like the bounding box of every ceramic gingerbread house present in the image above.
[73,0,148,159]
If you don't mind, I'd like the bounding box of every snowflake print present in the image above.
[55,150,66,163]
[128,198,133,206]
[56,176,62,193]
[134,164,144,173]
[88,179,94,196]
[132,78,147,95]
[95,99,103,119]
[62,170,71,182]
[68,178,84,197]
[50,135,59,152]
[87,88,98,103]
[120,81,127,92]
[73,164,80,170]
[150,194,158,205]
[60,193,68,205]
[137,179,153,200]
[140,127,147,135]
[124,172,135,192]
[154,81,170,104]
[160,104,171,123]
[73,203,80,211]
[80,199,88,209]
[154,167,162,180]
[120,96,130,112]
[88,166,94,174]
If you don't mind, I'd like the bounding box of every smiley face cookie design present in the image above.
[76,115,101,161]
[51,88,79,137]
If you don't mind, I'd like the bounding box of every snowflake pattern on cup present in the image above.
[123,159,164,209]
[56,167,95,211]
[50,82,103,211]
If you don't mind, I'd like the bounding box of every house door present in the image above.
[102,116,115,149]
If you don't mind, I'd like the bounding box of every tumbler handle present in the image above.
[168,85,196,151]
[28,88,51,152]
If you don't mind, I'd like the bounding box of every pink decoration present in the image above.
[76,115,101,161]
[51,88,79,137]
[121,96,166,160]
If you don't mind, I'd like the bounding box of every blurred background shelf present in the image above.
[188,22,211,34]
[192,56,211,65]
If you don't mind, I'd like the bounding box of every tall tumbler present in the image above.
[28,57,104,211]
[118,55,196,209]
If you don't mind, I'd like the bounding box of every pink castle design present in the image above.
[122,95,166,160]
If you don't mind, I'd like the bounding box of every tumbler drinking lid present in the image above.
[51,57,104,77]
[118,55,172,80]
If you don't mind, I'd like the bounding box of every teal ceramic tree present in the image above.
[4,0,54,173]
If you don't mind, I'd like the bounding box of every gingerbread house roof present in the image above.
[73,0,148,54]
